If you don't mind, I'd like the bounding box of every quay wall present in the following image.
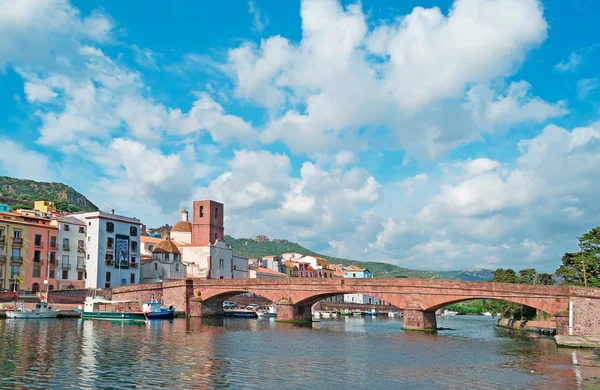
[48,289,93,304]
[0,292,15,302]
[571,289,600,338]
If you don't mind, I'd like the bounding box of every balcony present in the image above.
[11,256,23,264]
[129,262,138,268]
[106,247,114,253]
[49,257,57,265]
[77,263,86,270]
[34,241,44,248]
[105,258,114,266]
[118,261,129,269]
[62,246,70,252]
[49,242,57,249]
[78,247,86,254]
[61,263,71,270]
[33,257,44,265]
[12,237,23,246]
[0,236,5,245]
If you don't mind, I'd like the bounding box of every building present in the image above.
[141,234,186,283]
[281,252,304,261]
[298,256,334,278]
[177,200,249,279]
[0,204,10,213]
[34,201,56,213]
[249,267,288,278]
[261,255,282,272]
[343,266,381,305]
[0,208,58,293]
[170,209,192,244]
[55,216,87,289]
[72,211,141,289]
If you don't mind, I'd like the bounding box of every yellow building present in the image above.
[34,201,56,213]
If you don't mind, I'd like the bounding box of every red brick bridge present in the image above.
[111,278,600,337]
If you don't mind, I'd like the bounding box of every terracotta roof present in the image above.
[171,221,192,232]
[154,238,180,254]
[256,267,287,276]
[141,236,163,244]
[346,265,367,271]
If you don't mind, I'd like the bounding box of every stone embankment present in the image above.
[497,318,556,335]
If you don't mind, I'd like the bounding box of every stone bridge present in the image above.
[111,278,600,337]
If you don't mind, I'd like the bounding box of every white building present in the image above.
[182,239,242,279]
[249,267,287,278]
[56,216,87,289]
[343,266,381,305]
[141,235,187,283]
[281,252,304,261]
[73,211,141,289]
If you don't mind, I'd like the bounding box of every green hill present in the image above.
[0,176,98,213]
[225,235,493,282]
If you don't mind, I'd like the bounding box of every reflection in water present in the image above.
[0,316,599,389]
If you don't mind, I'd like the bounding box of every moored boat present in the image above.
[364,309,379,316]
[340,309,351,316]
[7,300,60,319]
[73,295,147,321]
[142,297,176,320]
[388,310,400,317]
[352,310,362,316]
[257,305,277,317]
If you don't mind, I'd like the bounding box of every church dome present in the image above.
[171,221,192,232]
[154,238,180,254]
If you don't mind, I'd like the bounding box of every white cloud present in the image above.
[554,52,582,72]
[576,78,598,100]
[399,173,428,195]
[522,239,546,260]
[248,0,269,33]
[0,140,54,182]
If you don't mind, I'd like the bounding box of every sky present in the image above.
[1,0,599,272]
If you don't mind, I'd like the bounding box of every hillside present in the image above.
[0,176,98,213]
[225,235,494,282]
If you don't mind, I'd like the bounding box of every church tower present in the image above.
[191,200,224,246]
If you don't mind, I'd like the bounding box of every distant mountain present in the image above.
[224,235,494,282]
[0,176,98,213]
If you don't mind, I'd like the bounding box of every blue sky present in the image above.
[1,0,599,272]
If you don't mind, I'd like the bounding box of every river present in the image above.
[1,316,599,389]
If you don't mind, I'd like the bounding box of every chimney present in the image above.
[181,209,189,222]
[111,209,114,215]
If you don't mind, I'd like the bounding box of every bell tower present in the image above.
[191,200,224,246]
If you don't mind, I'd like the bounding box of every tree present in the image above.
[535,273,555,286]
[518,268,537,284]
[556,227,600,287]
[490,268,518,284]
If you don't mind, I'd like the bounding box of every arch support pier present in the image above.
[276,302,313,323]
[403,309,437,331]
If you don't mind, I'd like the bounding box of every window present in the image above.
[106,222,114,233]
[79,227,85,234]
[131,241,138,252]
[34,234,42,246]
[50,236,56,248]
[215,207,218,219]
[33,250,41,262]
[62,238,69,250]
[62,255,69,267]
[219,276,224,279]
[63,224,70,231]
[62,270,69,279]
[130,274,135,284]
[11,248,20,260]
[107,237,114,249]
[0,228,4,238]
[130,226,137,236]
[49,268,55,279]
[88,236,90,241]
[199,206,204,217]
[233,264,237,270]
[77,256,85,269]
[14,230,21,238]
[11,265,19,278]
[87,254,90,259]
[175,263,180,272]
[219,259,224,270]
[78,240,84,251]
[77,271,84,281]
[105,272,111,288]
[88,222,91,226]
[155,263,158,271]
[33,266,41,278]
[353,273,356,278]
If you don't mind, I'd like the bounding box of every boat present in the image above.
[7,300,60,319]
[388,310,400,317]
[321,311,332,318]
[257,305,277,317]
[312,311,322,318]
[364,309,379,316]
[352,310,362,317]
[340,309,351,316]
[74,297,147,321]
[232,311,258,318]
[142,296,176,320]
[442,310,458,316]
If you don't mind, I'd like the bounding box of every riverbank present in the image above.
[497,318,556,335]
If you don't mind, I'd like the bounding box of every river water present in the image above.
[1,316,599,389]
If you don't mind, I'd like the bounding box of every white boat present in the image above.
[388,311,400,317]
[352,310,362,317]
[257,305,277,317]
[7,301,60,319]
[321,311,332,318]
[312,311,322,318]
[442,310,458,316]
[483,312,493,317]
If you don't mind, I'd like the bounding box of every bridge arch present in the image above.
[423,295,569,316]
[195,288,283,306]
[294,291,402,309]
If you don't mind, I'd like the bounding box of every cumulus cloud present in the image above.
[0,139,55,181]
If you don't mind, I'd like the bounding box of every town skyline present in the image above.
[1,0,599,272]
